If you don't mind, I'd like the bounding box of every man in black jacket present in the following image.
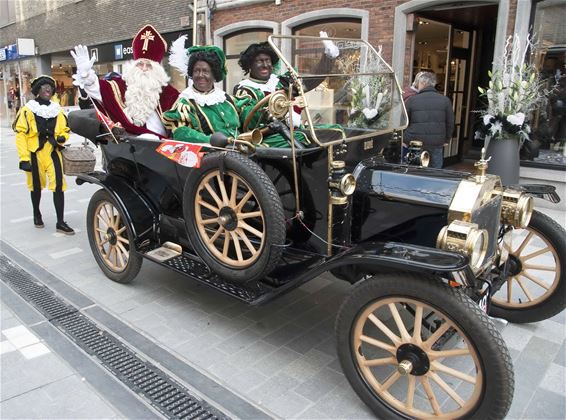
[404,72,454,168]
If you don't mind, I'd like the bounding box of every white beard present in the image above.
[122,60,170,125]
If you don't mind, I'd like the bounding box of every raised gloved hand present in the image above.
[19,161,32,172]
[70,45,95,78]
[320,31,339,59]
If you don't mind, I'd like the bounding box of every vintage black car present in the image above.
[70,36,565,419]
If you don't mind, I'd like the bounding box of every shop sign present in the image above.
[0,48,6,61]
[16,38,35,56]
[6,44,18,60]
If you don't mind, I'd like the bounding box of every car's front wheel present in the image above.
[87,189,142,283]
[336,273,514,419]
[490,209,566,323]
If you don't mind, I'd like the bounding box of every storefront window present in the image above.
[530,0,566,168]
[223,29,272,93]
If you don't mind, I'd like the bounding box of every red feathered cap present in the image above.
[132,24,167,62]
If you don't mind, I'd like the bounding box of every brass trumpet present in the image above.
[231,128,264,153]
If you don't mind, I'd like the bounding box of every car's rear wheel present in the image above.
[87,189,142,283]
[336,274,514,419]
[490,210,566,323]
[184,152,285,283]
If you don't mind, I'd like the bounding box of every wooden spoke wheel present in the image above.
[195,170,265,267]
[336,274,514,419]
[87,189,142,283]
[184,152,285,283]
[490,210,566,323]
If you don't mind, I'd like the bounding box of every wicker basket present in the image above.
[62,143,96,175]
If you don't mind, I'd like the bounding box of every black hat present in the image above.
[31,75,56,96]
[238,42,279,75]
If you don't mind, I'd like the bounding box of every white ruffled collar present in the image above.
[25,100,61,118]
[179,80,227,106]
[237,74,280,93]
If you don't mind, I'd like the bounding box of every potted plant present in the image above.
[477,35,544,185]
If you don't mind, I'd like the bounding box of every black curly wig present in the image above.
[31,76,56,96]
[238,42,279,75]
[188,51,223,82]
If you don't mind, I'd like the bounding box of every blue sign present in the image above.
[114,44,123,60]
[6,44,18,60]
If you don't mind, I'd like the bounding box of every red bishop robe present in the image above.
[97,77,179,138]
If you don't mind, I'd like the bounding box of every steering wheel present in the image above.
[242,89,288,132]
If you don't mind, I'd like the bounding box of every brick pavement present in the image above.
[1,117,565,419]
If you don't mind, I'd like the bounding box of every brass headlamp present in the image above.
[437,220,488,272]
[499,188,533,228]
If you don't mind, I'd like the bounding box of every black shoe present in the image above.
[56,221,75,235]
[34,215,44,228]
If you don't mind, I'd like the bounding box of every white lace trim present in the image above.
[25,100,61,119]
[237,74,280,94]
[179,80,227,106]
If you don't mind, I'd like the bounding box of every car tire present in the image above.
[336,273,514,419]
[183,152,285,283]
[490,209,566,323]
[87,189,142,283]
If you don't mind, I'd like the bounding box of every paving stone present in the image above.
[285,325,332,355]
[222,367,268,396]
[506,336,561,419]
[254,346,301,377]
[0,375,120,419]
[216,327,262,355]
[538,362,566,395]
[269,389,312,418]
[226,339,278,366]
[311,377,374,418]
[250,372,300,406]
[262,322,307,348]
[522,388,566,420]
[501,322,535,352]
[281,349,333,381]
[294,366,344,403]
[0,350,74,400]
[553,340,566,367]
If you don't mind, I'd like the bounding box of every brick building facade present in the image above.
[1,0,563,164]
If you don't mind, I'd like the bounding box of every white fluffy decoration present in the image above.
[25,100,61,119]
[179,79,227,106]
[169,35,189,76]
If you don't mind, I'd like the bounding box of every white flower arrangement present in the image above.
[477,35,544,144]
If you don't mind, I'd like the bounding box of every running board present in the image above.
[138,246,325,306]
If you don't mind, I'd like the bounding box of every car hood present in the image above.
[353,159,468,208]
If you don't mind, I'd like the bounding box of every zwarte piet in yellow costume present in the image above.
[12,75,74,234]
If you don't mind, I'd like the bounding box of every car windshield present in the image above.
[268,35,408,145]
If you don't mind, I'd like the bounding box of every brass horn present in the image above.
[236,128,263,145]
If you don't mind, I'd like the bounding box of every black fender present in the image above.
[76,172,158,247]
[329,241,468,272]
[325,241,473,284]
[515,183,561,204]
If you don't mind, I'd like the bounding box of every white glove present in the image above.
[72,69,97,89]
[70,45,95,78]
[320,31,339,59]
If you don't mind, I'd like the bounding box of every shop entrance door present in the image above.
[412,19,474,165]
[445,33,472,165]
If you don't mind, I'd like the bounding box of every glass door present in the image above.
[444,29,472,164]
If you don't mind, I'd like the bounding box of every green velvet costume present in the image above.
[234,74,310,148]
[162,84,245,143]
[235,74,345,147]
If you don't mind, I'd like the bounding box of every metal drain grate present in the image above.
[0,255,227,420]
